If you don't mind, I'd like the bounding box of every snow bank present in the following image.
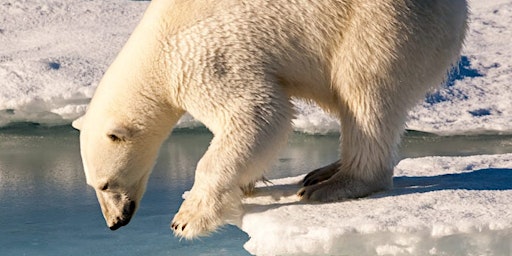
[0,0,511,135]
[407,0,512,135]
[0,0,145,126]
[240,154,512,255]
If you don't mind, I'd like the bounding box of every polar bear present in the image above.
[73,0,468,239]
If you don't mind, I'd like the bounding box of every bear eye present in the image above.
[100,183,109,191]
[107,134,122,142]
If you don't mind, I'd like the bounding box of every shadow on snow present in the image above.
[389,168,512,196]
[245,168,512,212]
[425,55,483,105]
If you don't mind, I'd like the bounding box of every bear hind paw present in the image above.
[302,161,340,187]
[298,176,386,202]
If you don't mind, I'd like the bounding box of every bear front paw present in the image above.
[171,189,243,239]
[171,213,219,239]
[171,200,223,239]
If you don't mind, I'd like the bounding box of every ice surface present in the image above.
[0,0,511,135]
[240,154,512,255]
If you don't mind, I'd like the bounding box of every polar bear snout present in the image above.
[108,200,136,231]
[95,190,137,231]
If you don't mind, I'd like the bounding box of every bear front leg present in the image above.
[171,141,245,239]
[172,93,293,238]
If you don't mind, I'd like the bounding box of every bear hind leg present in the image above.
[299,91,405,202]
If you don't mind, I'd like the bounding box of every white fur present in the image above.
[74,0,468,239]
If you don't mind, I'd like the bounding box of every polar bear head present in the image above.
[73,112,164,230]
[71,0,188,229]
[72,60,184,230]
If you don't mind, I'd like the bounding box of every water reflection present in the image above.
[399,130,512,158]
[0,126,87,200]
[2,127,512,204]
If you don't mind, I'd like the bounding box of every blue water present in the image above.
[0,126,252,256]
[1,125,511,255]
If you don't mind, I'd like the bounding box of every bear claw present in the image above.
[171,222,186,231]
[297,188,306,197]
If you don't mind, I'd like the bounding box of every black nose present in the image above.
[109,215,132,231]
[109,200,136,231]
[109,221,124,231]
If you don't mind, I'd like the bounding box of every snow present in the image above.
[406,0,512,135]
[2,0,512,255]
[1,0,511,135]
[241,154,512,255]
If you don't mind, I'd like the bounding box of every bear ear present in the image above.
[72,116,84,130]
